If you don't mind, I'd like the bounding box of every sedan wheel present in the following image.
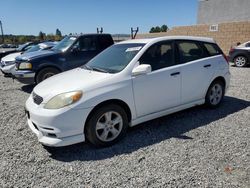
[209,84,223,106]
[86,104,128,147]
[234,56,247,67]
[95,111,123,142]
[205,80,225,108]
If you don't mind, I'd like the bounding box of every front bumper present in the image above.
[13,70,35,84]
[25,96,93,147]
[0,64,15,74]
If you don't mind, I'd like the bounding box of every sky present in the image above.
[0,0,198,36]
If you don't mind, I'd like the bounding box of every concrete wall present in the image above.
[197,0,250,24]
[136,21,250,54]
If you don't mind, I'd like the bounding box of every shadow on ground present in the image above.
[45,96,250,161]
[20,84,35,94]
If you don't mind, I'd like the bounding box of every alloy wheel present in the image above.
[95,111,123,142]
[235,56,246,67]
[209,83,223,105]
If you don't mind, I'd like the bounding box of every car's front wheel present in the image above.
[205,80,225,108]
[85,104,128,147]
[234,56,248,67]
[36,67,60,84]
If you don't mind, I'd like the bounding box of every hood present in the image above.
[2,52,22,62]
[16,50,58,61]
[0,48,16,54]
[33,68,113,102]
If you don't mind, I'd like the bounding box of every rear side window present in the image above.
[74,36,97,51]
[99,35,114,50]
[245,43,250,47]
[204,43,221,56]
[177,41,204,63]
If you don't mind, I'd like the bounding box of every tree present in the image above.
[161,25,169,32]
[38,31,46,41]
[55,29,62,41]
[149,24,169,33]
[149,27,155,33]
[154,26,161,33]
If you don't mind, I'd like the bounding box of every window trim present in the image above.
[175,40,207,64]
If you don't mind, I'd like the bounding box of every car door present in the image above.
[132,41,181,117]
[65,36,99,70]
[176,40,215,104]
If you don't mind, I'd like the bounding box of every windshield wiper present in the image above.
[91,66,109,73]
[82,64,93,71]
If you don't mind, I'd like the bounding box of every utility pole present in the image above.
[0,20,4,44]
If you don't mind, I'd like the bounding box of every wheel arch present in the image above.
[84,99,132,133]
[206,76,226,96]
[35,65,62,83]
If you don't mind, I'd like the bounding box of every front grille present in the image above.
[33,92,43,105]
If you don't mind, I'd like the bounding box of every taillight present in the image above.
[223,53,229,64]
[229,48,234,54]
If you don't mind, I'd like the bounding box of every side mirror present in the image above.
[132,64,151,76]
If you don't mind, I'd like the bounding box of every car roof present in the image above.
[69,33,112,38]
[119,36,216,44]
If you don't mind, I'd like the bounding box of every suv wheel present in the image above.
[36,67,60,84]
[205,80,225,108]
[85,104,128,147]
[234,56,247,67]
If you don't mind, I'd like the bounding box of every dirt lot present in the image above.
[0,66,249,188]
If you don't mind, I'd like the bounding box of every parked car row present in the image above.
[0,42,57,76]
[228,41,250,67]
[19,35,230,147]
[0,42,38,60]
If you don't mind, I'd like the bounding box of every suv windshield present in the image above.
[84,43,145,73]
[16,43,27,51]
[52,36,77,52]
[25,45,41,53]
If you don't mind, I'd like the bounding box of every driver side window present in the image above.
[73,37,97,51]
[139,41,175,71]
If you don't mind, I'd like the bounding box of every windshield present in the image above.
[25,45,42,53]
[52,36,77,52]
[16,44,27,51]
[85,43,145,73]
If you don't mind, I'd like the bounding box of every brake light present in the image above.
[229,48,234,54]
[223,53,229,64]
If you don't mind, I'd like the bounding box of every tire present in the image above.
[205,80,225,108]
[36,67,60,84]
[234,56,248,67]
[85,104,128,147]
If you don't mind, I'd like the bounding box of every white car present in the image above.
[25,36,230,147]
[0,42,57,76]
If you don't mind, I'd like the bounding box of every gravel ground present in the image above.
[0,66,249,188]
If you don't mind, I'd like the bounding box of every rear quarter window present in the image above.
[204,43,221,56]
[177,41,204,63]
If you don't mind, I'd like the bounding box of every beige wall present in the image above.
[136,21,250,54]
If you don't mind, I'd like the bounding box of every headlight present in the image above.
[19,62,32,69]
[44,91,83,109]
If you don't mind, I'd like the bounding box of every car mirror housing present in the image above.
[132,64,151,76]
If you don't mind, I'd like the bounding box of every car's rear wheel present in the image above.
[36,67,60,84]
[205,80,225,108]
[85,104,128,147]
[234,56,248,67]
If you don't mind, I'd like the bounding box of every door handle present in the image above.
[170,72,180,76]
[204,64,211,68]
